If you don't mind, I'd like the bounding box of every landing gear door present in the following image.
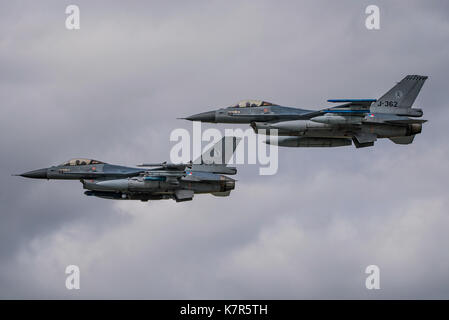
[174,189,194,202]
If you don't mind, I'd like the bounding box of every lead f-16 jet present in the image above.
[16,137,240,202]
[182,75,428,148]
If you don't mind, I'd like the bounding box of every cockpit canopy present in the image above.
[230,100,276,108]
[60,158,105,166]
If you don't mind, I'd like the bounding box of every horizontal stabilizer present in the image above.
[386,119,427,125]
[363,113,428,124]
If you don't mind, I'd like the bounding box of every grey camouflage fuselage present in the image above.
[16,137,240,202]
[183,75,428,148]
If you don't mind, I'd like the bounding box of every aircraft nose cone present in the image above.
[20,168,48,179]
[185,111,216,123]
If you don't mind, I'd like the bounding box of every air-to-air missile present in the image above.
[182,75,428,148]
[16,137,240,203]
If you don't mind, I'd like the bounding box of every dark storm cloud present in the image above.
[0,0,448,298]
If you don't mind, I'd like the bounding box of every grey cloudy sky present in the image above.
[1,0,448,299]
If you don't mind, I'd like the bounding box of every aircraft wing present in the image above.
[181,171,232,182]
[320,99,377,114]
[286,99,376,119]
[62,171,139,178]
[327,99,377,107]
[143,170,186,178]
[137,161,192,170]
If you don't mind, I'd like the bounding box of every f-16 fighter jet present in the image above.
[16,137,240,202]
[183,75,428,148]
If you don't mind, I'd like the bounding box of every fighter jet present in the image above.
[16,137,240,202]
[183,75,428,148]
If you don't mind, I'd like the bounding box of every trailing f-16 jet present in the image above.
[182,75,428,148]
[16,137,240,202]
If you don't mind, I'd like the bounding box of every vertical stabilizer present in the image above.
[371,75,427,116]
[194,136,241,165]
